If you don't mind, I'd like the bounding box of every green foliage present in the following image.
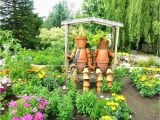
[82,0,160,51]
[110,81,122,94]
[43,1,70,28]
[131,68,160,97]
[39,27,64,47]
[0,0,43,48]
[42,70,65,91]
[90,99,107,120]
[76,91,97,115]
[57,95,73,120]
[114,67,129,78]
[101,79,109,93]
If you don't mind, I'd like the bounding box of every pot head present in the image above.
[98,38,108,49]
[75,36,87,48]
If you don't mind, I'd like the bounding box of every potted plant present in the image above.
[71,25,87,48]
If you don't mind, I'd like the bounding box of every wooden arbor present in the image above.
[61,17,124,78]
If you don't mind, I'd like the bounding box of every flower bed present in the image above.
[131,68,160,97]
[0,95,48,120]
[76,91,132,120]
[0,76,12,114]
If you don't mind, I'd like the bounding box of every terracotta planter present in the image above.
[83,80,90,87]
[83,86,90,92]
[107,81,112,87]
[98,39,108,49]
[106,75,113,82]
[97,63,108,73]
[76,36,87,48]
[96,81,102,87]
[77,62,86,72]
[96,87,101,93]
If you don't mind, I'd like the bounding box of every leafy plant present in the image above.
[57,95,73,120]
[110,81,122,94]
[76,91,97,115]
[101,79,109,92]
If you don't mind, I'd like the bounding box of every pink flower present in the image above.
[11,109,17,115]
[22,96,32,102]
[38,103,45,110]
[22,114,33,120]
[8,101,18,107]
[32,108,38,112]
[24,103,31,108]
[11,118,21,120]
[34,112,44,120]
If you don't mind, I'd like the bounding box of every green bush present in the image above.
[101,79,109,92]
[110,81,122,94]
[114,67,129,78]
[76,91,97,115]
[57,95,73,120]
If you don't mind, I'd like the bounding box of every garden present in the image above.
[0,0,160,120]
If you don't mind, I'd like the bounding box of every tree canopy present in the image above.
[0,0,43,48]
[43,1,71,28]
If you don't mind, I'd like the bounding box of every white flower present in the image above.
[1,107,5,110]
[100,95,104,98]
[7,84,11,86]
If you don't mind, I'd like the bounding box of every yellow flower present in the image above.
[56,75,61,78]
[115,95,126,101]
[38,73,45,79]
[101,115,113,120]
[140,75,147,81]
[106,102,111,106]
[112,93,116,97]
[111,106,116,111]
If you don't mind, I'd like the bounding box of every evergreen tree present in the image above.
[43,1,70,28]
[0,0,43,48]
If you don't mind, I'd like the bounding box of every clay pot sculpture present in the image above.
[106,68,113,87]
[75,36,87,48]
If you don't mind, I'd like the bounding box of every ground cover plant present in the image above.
[131,68,160,97]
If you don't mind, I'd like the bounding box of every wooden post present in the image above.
[111,27,116,50]
[65,24,69,79]
[113,26,119,69]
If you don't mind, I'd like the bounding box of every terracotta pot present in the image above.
[77,62,86,72]
[96,87,101,93]
[106,75,113,81]
[96,81,102,87]
[83,80,90,87]
[83,86,90,92]
[97,63,108,73]
[98,39,108,49]
[76,36,87,48]
[107,81,112,87]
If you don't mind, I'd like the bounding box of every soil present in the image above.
[74,75,160,120]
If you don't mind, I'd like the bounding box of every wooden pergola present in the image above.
[61,17,124,77]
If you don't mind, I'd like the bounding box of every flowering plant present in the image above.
[131,68,160,97]
[91,94,132,120]
[0,95,48,120]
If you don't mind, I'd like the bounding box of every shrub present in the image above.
[110,81,122,94]
[57,95,73,120]
[76,91,97,115]
[101,79,109,92]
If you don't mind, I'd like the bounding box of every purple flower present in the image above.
[22,114,33,120]
[11,109,17,115]
[34,112,44,120]
[11,117,21,120]
[32,108,38,112]
[24,103,31,108]
[8,101,18,107]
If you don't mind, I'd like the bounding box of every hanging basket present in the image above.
[75,36,87,48]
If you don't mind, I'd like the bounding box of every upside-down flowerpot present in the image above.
[75,36,87,48]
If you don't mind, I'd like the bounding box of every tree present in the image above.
[0,0,43,48]
[43,1,70,28]
[82,0,160,52]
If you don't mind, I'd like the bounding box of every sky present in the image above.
[33,0,83,18]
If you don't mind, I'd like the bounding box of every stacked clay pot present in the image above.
[83,68,90,91]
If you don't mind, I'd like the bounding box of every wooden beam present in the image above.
[61,17,124,27]
[113,26,119,69]
[64,24,69,80]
